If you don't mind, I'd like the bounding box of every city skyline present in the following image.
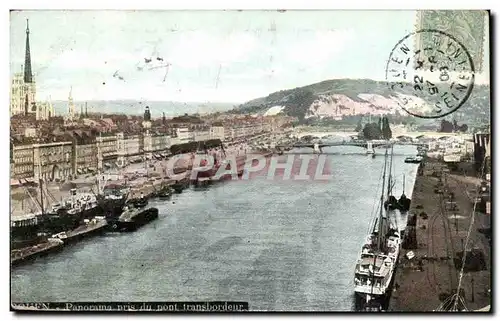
[10,10,420,103]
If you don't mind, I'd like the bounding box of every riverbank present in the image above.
[10,144,275,218]
[389,159,491,311]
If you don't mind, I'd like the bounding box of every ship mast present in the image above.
[96,132,103,195]
[377,149,389,251]
[37,158,45,215]
[386,144,394,197]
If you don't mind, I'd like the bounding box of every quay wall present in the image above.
[389,159,491,311]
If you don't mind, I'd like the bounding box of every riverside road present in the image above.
[11,145,418,311]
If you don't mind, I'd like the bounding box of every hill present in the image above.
[235,79,490,125]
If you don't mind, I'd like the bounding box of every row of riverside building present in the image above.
[10,106,295,183]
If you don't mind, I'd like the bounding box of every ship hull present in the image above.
[98,197,127,219]
[171,179,189,193]
[108,208,159,232]
[62,222,109,245]
[157,193,172,200]
[127,198,148,209]
[79,205,102,220]
[39,214,81,235]
[10,225,41,242]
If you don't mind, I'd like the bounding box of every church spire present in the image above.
[24,19,33,84]
[68,86,75,119]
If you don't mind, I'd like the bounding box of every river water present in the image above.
[11,145,419,311]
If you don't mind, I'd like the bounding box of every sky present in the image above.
[11,10,420,103]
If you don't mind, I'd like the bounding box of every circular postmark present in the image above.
[385,29,475,119]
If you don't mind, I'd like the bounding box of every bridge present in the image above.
[276,140,427,151]
[293,130,472,141]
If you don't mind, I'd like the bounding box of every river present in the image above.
[11,145,419,311]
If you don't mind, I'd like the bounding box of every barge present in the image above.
[108,206,159,232]
[404,156,423,164]
[51,217,108,245]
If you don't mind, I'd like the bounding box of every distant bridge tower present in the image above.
[366,141,375,155]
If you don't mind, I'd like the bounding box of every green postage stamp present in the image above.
[415,10,487,73]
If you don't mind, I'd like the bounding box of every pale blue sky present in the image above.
[10,10,416,102]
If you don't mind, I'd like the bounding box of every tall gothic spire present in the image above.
[24,19,33,83]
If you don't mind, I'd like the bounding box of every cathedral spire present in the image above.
[68,86,75,119]
[24,19,33,84]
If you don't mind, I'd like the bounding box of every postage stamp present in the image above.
[415,10,487,74]
[385,29,475,119]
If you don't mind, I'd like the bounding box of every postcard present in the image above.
[10,9,491,312]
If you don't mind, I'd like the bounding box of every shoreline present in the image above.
[389,159,491,311]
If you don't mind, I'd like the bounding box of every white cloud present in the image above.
[283,30,354,66]
[167,31,259,69]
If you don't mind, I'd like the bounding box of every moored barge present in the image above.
[108,206,159,232]
[51,217,108,245]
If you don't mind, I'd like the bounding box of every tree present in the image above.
[458,124,468,132]
[439,119,454,132]
[382,116,392,139]
[362,123,382,140]
[285,89,317,123]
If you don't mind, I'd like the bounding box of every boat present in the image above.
[51,217,108,245]
[171,179,189,193]
[383,148,398,211]
[94,142,130,219]
[156,185,173,200]
[126,193,149,209]
[398,174,411,212]
[11,178,81,238]
[404,156,423,164]
[354,148,401,306]
[384,195,399,210]
[96,184,129,219]
[11,214,42,248]
[108,206,159,232]
[51,189,102,222]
